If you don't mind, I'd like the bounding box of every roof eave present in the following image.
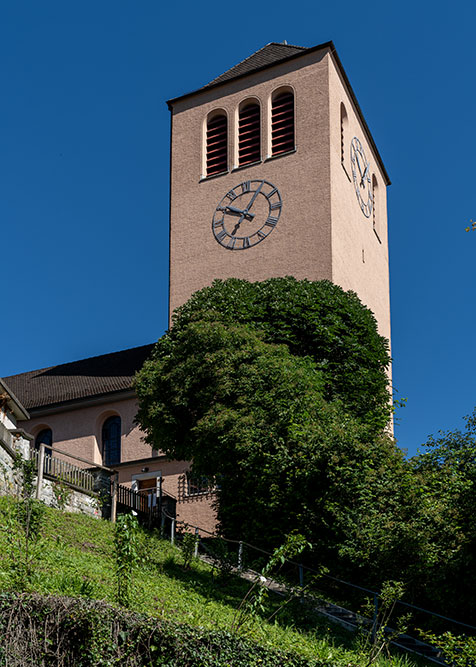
[25,388,137,418]
[327,46,391,186]
[0,377,30,421]
[166,40,334,109]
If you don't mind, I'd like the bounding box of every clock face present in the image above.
[350,137,373,218]
[212,179,282,250]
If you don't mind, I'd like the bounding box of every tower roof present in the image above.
[203,42,308,88]
[167,41,329,108]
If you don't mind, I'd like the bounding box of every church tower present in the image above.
[167,41,391,343]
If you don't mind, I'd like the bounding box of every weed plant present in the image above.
[0,497,431,667]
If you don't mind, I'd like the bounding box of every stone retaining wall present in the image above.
[0,429,109,520]
[39,478,101,517]
[0,439,16,495]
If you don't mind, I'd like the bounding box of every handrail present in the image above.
[30,444,114,472]
[161,509,476,632]
[31,449,97,494]
[395,599,476,631]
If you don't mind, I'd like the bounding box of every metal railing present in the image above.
[116,482,150,514]
[163,509,476,655]
[31,445,98,494]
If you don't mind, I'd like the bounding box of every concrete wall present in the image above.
[0,439,16,495]
[39,478,101,518]
[0,405,32,495]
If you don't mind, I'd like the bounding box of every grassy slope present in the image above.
[0,498,429,667]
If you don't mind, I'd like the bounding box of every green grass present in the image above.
[0,497,430,667]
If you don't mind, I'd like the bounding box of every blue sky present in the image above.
[1,1,475,456]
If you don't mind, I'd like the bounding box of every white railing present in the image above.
[31,447,95,494]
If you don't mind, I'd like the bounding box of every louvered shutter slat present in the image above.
[238,103,260,166]
[271,92,295,155]
[206,114,228,175]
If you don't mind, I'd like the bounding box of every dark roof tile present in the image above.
[4,344,155,411]
[203,42,308,88]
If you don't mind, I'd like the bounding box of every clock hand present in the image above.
[225,205,255,220]
[360,162,370,188]
[226,205,246,215]
[243,181,264,214]
[231,213,246,236]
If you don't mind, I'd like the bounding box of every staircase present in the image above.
[310,598,445,664]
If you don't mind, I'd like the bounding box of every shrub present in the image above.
[0,593,325,666]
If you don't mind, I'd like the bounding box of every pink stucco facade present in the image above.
[18,395,217,531]
[23,396,150,466]
[168,46,391,347]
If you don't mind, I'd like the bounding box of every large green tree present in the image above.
[134,278,395,555]
[166,277,392,433]
[135,277,476,619]
[407,413,476,618]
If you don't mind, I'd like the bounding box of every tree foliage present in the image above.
[134,277,476,620]
[408,411,476,618]
[135,278,395,556]
[168,277,392,432]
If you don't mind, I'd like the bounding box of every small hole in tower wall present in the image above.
[362,248,365,263]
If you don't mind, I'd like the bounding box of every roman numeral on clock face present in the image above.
[242,237,250,249]
[270,202,282,211]
[225,190,236,201]
[216,229,228,242]
[241,181,251,194]
[265,217,278,228]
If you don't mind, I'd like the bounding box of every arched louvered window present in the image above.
[340,103,349,167]
[206,113,228,176]
[271,90,294,156]
[238,102,260,166]
[102,416,121,467]
[372,174,381,242]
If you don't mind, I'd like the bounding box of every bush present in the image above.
[0,593,325,666]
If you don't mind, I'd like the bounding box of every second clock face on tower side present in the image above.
[350,137,373,218]
[212,179,282,250]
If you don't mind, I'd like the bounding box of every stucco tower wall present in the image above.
[327,54,391,345]
[169,48,333,322]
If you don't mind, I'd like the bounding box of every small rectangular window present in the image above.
[186,474,212,496]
